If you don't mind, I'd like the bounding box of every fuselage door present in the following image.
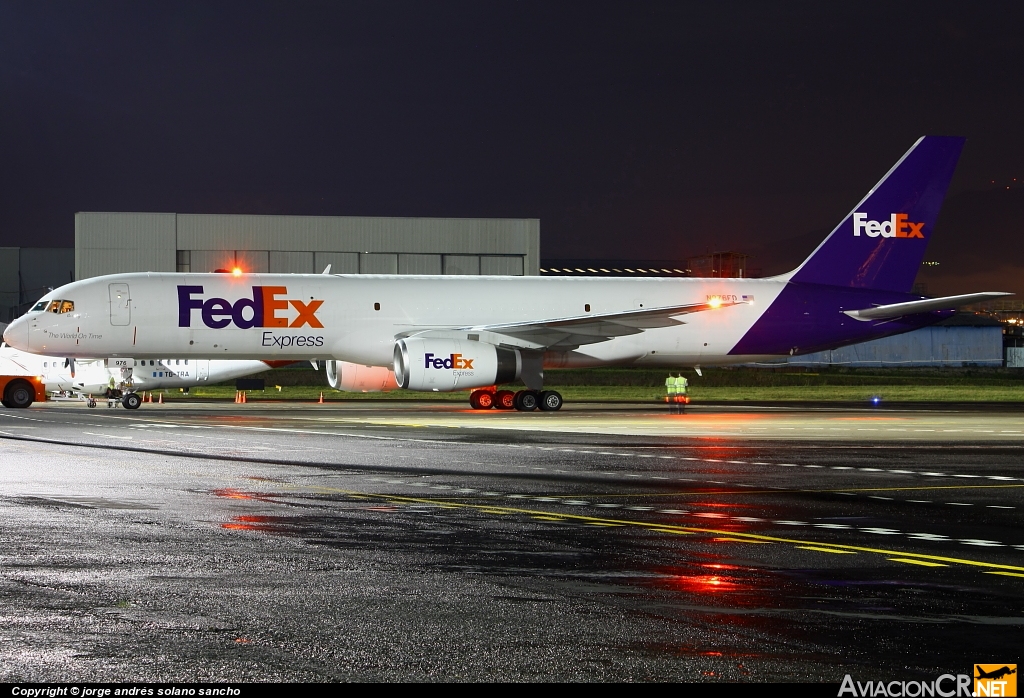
[198,360,209,381]
[108,283,131,326]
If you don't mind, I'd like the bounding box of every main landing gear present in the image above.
[469,389,563,411]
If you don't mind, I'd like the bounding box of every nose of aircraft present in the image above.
[3,316,29,351]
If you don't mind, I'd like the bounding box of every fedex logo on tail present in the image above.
[853,213,925,239]
[178,286,323,329]
[424,353,474,370]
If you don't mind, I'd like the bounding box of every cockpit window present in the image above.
[31,301,48,312]
[45,300,75,314]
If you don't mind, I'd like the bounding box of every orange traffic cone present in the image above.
[234,391,240,404]
[318,391,324,404]
[158,393,163,404]
[241,391,246,404]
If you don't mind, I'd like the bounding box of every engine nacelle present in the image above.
[325,360,398,392]
[393,338,520,392]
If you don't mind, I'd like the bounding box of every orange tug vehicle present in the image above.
[0,374,47,408]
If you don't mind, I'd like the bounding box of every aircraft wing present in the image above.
[459,300,742,350]
[844,292,1012,321]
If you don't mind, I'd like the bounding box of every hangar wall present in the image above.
[782,322,1005,368]
[76,213,539,279]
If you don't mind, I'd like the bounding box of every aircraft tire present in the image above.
[469,390,494,410]
[1,398,10,408]
[538,390,563,411]
[122,392,142,410]
[514,390,538,412]
[494,390,515,410]
[4,380,35,408]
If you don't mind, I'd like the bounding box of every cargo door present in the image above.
[108,283,131,326]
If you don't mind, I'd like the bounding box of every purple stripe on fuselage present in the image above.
[728,283,953,357]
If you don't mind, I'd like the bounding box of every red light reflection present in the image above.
[220,514,293,534]
[211,488,279,504]
[213,488,256,500]
[651,562,771,608]
[703,563,742,571]
[669,574,743,593]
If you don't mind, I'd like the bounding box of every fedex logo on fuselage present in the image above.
[424,353,474,370]
[852,213,925,239]
[177,285,323,329]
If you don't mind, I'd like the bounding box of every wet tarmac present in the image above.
[2,401,1023,681]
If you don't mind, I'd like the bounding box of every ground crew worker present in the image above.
[665,374,676,397]
[674,375,688,397]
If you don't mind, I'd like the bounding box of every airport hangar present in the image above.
[75,212,539,280]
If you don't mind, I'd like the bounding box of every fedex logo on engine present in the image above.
[177,285,323,329]
[424,353,474,370]
[852,213,925,239]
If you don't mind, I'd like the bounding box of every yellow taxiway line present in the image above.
[286,483,1024,575]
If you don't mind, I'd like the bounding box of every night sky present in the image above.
[2,1,1022,295]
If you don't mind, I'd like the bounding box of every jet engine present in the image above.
[325,360,398,392]
[393,338,521,391]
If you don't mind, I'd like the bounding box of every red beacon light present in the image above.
[232,267,243,277]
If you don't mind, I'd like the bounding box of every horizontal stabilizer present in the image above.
[843,292,1012,321]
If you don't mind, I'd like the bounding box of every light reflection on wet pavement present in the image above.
[1,402,1023,681]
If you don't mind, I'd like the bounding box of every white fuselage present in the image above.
[6,273,786,368]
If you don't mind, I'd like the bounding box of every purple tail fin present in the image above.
[789,136,965,292]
